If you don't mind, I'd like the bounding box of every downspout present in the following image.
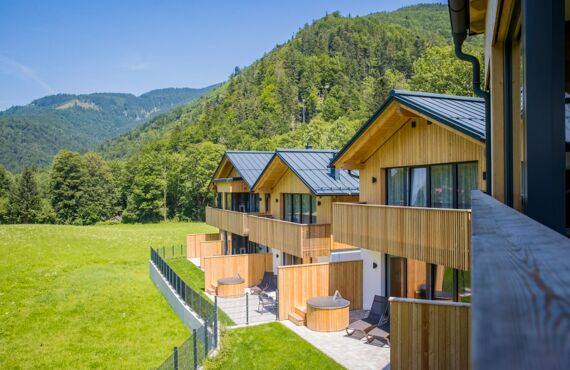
[448,0,492,195]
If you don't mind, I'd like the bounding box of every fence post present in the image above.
[204,319,209,357]
[173,346,178,370]
[246,292,249,325]
[192,329,198,370]
[214,296,218,348]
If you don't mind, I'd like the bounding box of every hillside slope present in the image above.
[0,86,217,171]
[100,4,480,161]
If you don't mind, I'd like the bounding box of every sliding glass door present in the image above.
[386,162,478,209]
[283,193,317,224]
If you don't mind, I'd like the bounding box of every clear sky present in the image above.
[0,0,442,110]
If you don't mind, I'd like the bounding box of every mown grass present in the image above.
[0,222,216,369]
[167,258,235,326]
[203,322,344,370]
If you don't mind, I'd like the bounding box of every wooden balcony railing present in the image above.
[205,206,254,236]
[332,203,471,270]
[248,215,331,258]
[390,297,471,370]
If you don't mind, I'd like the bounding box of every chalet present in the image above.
[250,148,359,273]
[331,89,484,311]
[205,151,273,254]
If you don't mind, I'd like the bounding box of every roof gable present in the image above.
[331,90,486,169]
[253,149,359,196]
[211,151,273,189]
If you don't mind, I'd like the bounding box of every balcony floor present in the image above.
[282,310,390,370]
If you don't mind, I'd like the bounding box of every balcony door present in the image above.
[283,193,317,224]
[386,162,478,209]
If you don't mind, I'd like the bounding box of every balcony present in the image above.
[248,215,332,258]
[332,203,471,270]
[205,206,255,236]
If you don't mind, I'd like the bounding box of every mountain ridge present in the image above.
[0,85,219,171]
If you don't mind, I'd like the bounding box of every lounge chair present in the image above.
[345,295,388,337]
[366,303,390,346]
[257,292,275,313]
[250,272,273,295]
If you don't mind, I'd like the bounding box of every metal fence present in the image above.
[155,324,215,370]
[216,291,278,326]
[155,245,187,260]
[151,247,217,322]
[150,247,217,370]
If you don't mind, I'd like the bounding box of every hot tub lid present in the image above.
[306,295,350,309]
[217,276,244,285]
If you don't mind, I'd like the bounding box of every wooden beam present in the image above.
[471,191,570,370]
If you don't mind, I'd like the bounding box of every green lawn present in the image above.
[203,322,344,370]
[0,222,216,369]
[167,258,235,326]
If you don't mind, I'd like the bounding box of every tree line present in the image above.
[0,142,224,225]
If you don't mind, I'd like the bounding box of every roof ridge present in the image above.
[225,150,274,154]
[276,148,337,153]
[391,89,485,102]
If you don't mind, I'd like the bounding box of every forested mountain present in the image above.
[2,4,484,225]
[100,4,481,160]
[0,86,217,171]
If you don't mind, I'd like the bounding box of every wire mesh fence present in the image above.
[151,247,217,322]
[215,292,278,326]
[155,245,187,260]
[155,323,216,370]
[151,247,218,370]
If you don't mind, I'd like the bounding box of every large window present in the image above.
[224,192,259,212]
[283,193,317,224]
[386,162,479,209]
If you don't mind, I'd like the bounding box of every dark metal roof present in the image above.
[270,149,359,196]
[218,151,273,189]
[331,90,486,166]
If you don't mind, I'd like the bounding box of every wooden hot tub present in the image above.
[306,295,350,332]
[216,276,245,298]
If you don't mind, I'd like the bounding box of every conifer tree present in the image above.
[8,168,41,223]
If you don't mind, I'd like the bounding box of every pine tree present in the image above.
[50,150,88,224]
[0,165,11,198]
[7,168,41,223]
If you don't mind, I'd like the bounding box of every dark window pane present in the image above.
[387,168,406,206]
[431,165,454,208]
[410,167,428,207]
[284,194,293,222]
[301,194,311,224]
[457,162,478,209]
[292,194,301,223]
[311,196,317,224]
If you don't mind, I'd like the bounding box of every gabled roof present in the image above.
[253,149,359,196]
[211,151,274,189]
[331,90,486,167]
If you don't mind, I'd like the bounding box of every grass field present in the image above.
[0,222,216,369]
[203,322,343,370]
[167,258,235,326]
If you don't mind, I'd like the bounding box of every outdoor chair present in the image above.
[250,272,273,295]
[257,292,275,313]
[345,295,388,337]
[366,302,390,346]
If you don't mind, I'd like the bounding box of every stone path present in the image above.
[281,310,390,370]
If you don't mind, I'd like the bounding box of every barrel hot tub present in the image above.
[306,295,350,332]
[216,276,245,298]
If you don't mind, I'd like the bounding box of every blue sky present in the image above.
[0,0,441,110]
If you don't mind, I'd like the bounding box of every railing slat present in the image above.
[332,202,471,270]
